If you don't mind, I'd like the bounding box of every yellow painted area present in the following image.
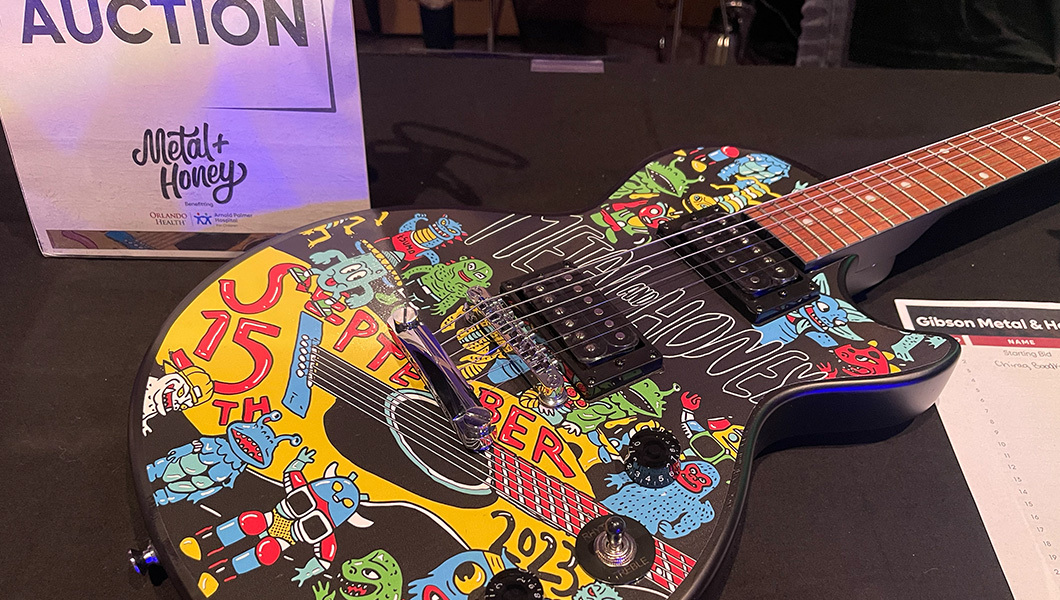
[153,246,602,594]
[179,537,201,561]
[197,573,218,597]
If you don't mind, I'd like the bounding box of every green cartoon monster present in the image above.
[403,257,494,316]
[560,379,680,435]
[311,549,402,600]
[609,157,704,200]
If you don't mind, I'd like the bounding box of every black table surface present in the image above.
[2,54,1059,600]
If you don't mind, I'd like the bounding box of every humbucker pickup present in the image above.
[657,206,818,324]
[500,264,662,399]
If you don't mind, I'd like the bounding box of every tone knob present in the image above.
[483,569,544,600]
[624,428,681,488]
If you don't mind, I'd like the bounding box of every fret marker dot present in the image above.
[940,148,950,154]
[831,207,844,214]
[1022,135,1033,141]
[865,194,876,201]
[801,218,813,225]
[900,181,911,188]
[979,172,990,179]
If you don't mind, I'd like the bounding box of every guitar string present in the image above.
[312,363,605,542]
[428,115,1060,379]
[436,103,1060,337]
[313,348,490,470]
[433,108,1060,349]
[457,102,1060,318]
[312,350,497,480]
[315,353,611,524]
[312,351,627,525]
[435,126,1057,363]
[463,108,1060,330]
[183,116,1060,526]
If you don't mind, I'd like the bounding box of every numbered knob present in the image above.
[624,428,681,488]
[483,569,544,600]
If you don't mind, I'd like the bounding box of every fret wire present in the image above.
[868,164,932,213]
[753,205,816,257]
[890,159,951,207]
[946,138,1005,181]
[774,198,837,253]
[925,160,982,196]
[988,124,1047,164]
[1013,114,1060,151]
[821,181,879,234]
[906,149,969,196]
[852,191,897,227]
[849,173,912,221]
[924,145,987,190]
[754,204,829,257]
[760,103,1060,262]
[1034,108,1060,131]
[970,131,1028,173]
[830,177,899,227]
[805,190,864,243]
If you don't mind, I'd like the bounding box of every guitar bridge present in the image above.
[465,287,568,408]
[498,263,662,399]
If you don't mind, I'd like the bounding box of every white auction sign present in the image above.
[0,0,370,257]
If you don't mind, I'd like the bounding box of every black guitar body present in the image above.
[130,145,958,600]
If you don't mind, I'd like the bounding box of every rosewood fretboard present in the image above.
[745,101,1060,263]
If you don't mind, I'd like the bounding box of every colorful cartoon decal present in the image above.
[601,460,720,539]
[610,157,704,200]
[147,410,300,505]
[817,341,900,379]
[574,582,622,600]
[133,146,956,600]
[407,550,513,600]
[305,242,404,311]
[384,213,466,266]
[142,349,214,435]
[312,549,403,600]
[403,257,494,316]
[755,272,871,348]
[179,451,372,596]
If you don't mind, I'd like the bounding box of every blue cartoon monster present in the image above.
[601,459,720,539]
[308,242,403,310]
[755,273,871,348]
[407,550,515,600]
[717,153,791,185]
[684,153,797,214]
[386,213,466,266]
[146,410,301,505]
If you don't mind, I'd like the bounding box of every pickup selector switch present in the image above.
[624,428,681,488]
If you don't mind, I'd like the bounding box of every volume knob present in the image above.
[483,569,543,600]
[623,428,681,488]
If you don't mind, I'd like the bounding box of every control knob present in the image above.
[623,428,681,488]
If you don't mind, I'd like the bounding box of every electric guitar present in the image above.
[129,101,1060,600]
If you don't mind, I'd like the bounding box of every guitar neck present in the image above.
[489,447,694,593]
[746,101,1060,264]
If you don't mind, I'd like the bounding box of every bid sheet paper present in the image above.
[896,299,1060,600]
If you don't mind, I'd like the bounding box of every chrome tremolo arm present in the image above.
[389,306,494,453]
[465,286,567,409]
